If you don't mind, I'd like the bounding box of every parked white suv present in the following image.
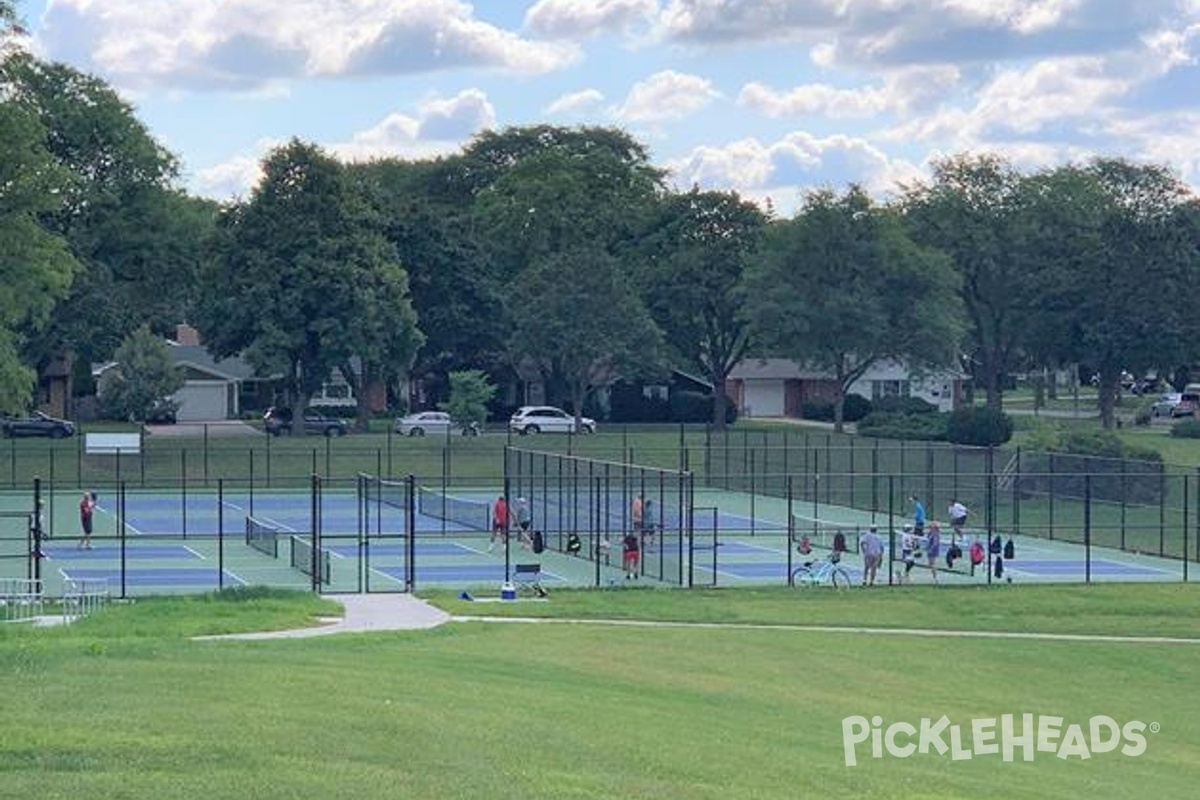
[509,406,596,435]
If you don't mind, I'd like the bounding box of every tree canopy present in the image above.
[199,140,420,433]
[1018,159,1200,428]
[507,246,663,425]
[745,186,965,431]
[639,189,767,429]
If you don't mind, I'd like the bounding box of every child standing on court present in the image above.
[622,529,641,580]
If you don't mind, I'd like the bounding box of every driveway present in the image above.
[143,421,263,438]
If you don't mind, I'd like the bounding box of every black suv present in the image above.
[1,411,76,439]
[263,407,348,437]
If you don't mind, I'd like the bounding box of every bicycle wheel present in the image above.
[830,568,852,589]
[791,566,814,587]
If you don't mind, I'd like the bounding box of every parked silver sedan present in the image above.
[395,411,479,436]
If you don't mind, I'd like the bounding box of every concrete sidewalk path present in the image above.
[194,593,450,641]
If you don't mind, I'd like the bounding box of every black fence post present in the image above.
[1183,474,1190,584]
[119,481,128,599]
[786,475,794,586]
[32,477,43,584]
[1084,474,1092,585]
[406,474,417,591]
[310,474,320,593]
[887,476,894,586]
[217,479,225,590]
[203,424,210,488]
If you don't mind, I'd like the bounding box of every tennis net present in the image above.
[289,534,331,585]
[365,478,408,511]
[790,514,863,554]
[416,486,491,531]
[246,516,282,557]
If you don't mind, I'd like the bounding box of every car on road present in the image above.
[508,405,596,435]
[1175,391,1200,419]
[1150,393,1183,418]
[395,411,480,437]
[1,411,76,438]
[263,407,348,437]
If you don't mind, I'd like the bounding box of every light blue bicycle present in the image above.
[791,552,853,589]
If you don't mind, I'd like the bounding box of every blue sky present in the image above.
[16,0,1200,213]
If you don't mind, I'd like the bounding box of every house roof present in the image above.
[728,357,967,381]
[728,358,825,380]
[166,344,259,381]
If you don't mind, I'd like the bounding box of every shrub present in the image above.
[871,396,938,415]
[944,406,1014,446]
[800,394,872,423]
[609,383,671,423]
[1170,419,1200,439]
[670,390,736,424]
[1017,428,1164,505]
[857,411,949,441]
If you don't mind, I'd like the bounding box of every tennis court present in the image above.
[2,436,1195,598]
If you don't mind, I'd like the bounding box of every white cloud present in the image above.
[738,66,960,119]
[614,69,719,123]
[665,131,921,214]
[39,0,578,91]
[334,89,495,161]
[656,0,1182,69]
[193,151,272,200]
[525,0,658,39]
[545,88,606,116]
[194,89,493,198]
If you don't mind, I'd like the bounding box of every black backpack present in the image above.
[990,535,1003,555]
[1003,538,1015,560]
[531,530,545,554]
[565,533,581,555]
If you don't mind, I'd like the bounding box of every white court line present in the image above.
[181,545,206,560]
[94,503,145,536]
[450,616,1200,645]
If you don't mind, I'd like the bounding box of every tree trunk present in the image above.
[710,365,731,431]
[353,362,372,433]
[980,351,1004,411]
[1098,368,1120,430]
[571,380,587,432]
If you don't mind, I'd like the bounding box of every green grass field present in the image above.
[3,585,1198,799]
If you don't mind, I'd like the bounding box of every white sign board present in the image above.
[85,433,142,455]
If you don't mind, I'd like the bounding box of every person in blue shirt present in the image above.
[910,495,926,536]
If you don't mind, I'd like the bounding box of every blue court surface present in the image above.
[42,545,203,561]
[374,564,565,584]
[1006,559,1169,577]
[326,541,479,558]
[57,567,244,588]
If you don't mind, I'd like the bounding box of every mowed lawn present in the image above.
[1,587,1198,799]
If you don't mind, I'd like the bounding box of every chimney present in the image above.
[175,323,201,346]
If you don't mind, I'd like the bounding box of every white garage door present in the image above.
[742,380,784,417]
[175,383,227,422]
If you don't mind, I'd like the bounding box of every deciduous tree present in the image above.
[745,186,964,432]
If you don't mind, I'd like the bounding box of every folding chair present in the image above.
[512,563,547,597]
